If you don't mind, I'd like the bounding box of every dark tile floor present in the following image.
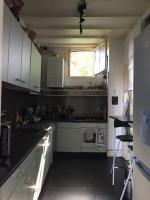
[39,154,128,200]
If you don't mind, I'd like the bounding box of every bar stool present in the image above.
[111,119,133,186]
[120,145,133,200]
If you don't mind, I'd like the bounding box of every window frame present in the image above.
[68,41,107,77]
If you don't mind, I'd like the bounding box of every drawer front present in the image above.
[0,148,35,200]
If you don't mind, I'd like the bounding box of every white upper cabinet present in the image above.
[21,31,31,88]
[47,57,64,88]
[2,3,41,90]
[7,11,23,87]
[30,43,41,92]
[2,3,10,82]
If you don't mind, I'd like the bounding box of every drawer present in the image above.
[0,147,36,200]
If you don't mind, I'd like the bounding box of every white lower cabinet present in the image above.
[0,128,53,200]
[0,147,35,200]
[56,122,107,153]
[42,132,52,183]
[56,123,81,152]
[7,159,41,200]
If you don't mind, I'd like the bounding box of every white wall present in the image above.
[107,37,124,157]
[0,0,4,121]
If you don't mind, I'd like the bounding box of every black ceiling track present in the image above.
[78,0,86,34]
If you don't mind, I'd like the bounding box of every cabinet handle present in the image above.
[21,80,27,83]
[33,85,40,89]
[15,78,22,82]
[24,176,32,185]
[15,79,26,84]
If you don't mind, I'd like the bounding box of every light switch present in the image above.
[112,96,118,105]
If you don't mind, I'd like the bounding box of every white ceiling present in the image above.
[21,0,150,48]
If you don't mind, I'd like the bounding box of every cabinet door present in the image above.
[7,176,28,200]
[8,165,38,200]
[8,157,41,200]
[8,12,23,86]
[42,132,52,183]
[2,3,10,82]
[21,31,31,88]
[47,57,64,88]
[30,44,41,92]
[56,128,81,152]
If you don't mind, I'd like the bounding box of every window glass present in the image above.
[69,45,106,77]
[70,51,94,76]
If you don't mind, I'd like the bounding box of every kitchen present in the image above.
[0,0,150,200]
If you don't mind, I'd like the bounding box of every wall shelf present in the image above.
[42,89,107,96]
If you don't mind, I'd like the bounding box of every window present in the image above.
[94,45,106,75]
[69,42,106,77]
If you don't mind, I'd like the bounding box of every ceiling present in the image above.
[21,0,150,48]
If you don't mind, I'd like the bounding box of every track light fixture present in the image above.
[78,0,86,34]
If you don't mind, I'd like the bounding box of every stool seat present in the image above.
[116,135,133,142]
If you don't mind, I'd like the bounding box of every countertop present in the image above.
[0,121,52,187]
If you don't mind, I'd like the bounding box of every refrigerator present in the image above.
[134,24,150,200]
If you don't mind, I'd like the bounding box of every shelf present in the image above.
[42,89,107,96]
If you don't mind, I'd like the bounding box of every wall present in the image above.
[0,0,4,123]
[107,37,124,157]
[42,47,104,87]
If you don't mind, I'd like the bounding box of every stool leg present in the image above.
[110,128,117,174]
[112,140,120,185]
[120,162,133,200]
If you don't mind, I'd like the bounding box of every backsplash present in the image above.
[37,96,107,120]
[1,87,37,123]
[2,87,107,124]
